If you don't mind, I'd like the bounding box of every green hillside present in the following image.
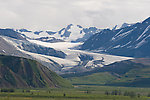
[0,55,72,88]
[65,58,150,87]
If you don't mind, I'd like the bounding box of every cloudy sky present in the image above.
[0,0,149,31]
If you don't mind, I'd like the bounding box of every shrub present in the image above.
[111,90,118,95]
[63,93,66,97]
[124,91,136,98]
[22,90,25,93]
[129,91,136,98]
[124,91,129,96]
[105,91,110,95]
[85,90,91,94]
[0,88,15,92]
[118,90,122,95]
[137,93,141,98]
[26,90,30,92]
[147,93,150,97]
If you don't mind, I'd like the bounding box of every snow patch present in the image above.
[121,41,131,48]
[113,45,120,49]
[136,25,150,41]
[2,50,6,53]
[28,39,82,50]
[113,29,134,41]
[135,35,150,48]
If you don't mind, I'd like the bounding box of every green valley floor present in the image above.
[1,85,150,100]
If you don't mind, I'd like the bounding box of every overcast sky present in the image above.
[0,0,149,31]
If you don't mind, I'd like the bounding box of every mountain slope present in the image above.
[0,36,65,72]
[0,37,30,58]
[0,29,25,40]
[0,55,72,88]
[17,41,66,58]
[81,17,150,57]
[65,58,150,87]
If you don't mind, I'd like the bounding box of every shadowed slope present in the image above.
[0,55,72,88]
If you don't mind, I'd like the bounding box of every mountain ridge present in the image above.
[16,24,101,42]
[81,17,150,57]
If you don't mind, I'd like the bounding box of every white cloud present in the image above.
[0,0,149,31]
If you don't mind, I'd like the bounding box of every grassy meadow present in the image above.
[1,85,150,100]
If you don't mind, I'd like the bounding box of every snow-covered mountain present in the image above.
[0,28,131,74]
[16,24,101,42]
[81,17,150,58]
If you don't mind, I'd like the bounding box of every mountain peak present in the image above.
[120,23,132,28]
[142,17,150,24]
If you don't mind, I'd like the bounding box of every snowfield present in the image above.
[28,39,82,50]
[28,39,133,69]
